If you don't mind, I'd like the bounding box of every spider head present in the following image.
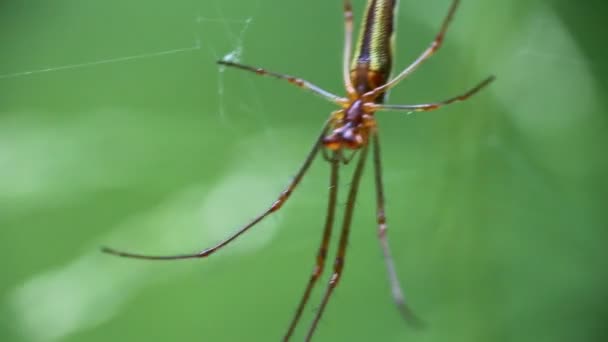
[322,99,376,151]
[323,125,365,150]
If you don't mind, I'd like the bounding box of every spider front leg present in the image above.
[369,75,495,113]
[102,121,331,261]
[342,0,356,95]
[365,0,462,98]
[218,60,347,105]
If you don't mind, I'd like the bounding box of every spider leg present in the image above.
[369,75,494,113]
[341,149,358,165]
[305,142,370,341]
[321,148,332,162]
[365,0,461,98]
[342,0,356,95]
[101,120,331,260]
[283,150,341,341]
[218,61,347,105]
[372,133,423,326]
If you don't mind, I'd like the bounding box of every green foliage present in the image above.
[0,0,606,341]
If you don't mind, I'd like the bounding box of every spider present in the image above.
[103,0,494,340]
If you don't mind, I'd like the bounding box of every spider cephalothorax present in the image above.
[323,99,377,150]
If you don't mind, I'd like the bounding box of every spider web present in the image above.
[0,0,276,201]
[1,2,296,342]
[4,2,603,342]
[0,1,257,124]
[0,0,272,216]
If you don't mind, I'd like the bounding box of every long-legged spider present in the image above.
[103,0,494,340]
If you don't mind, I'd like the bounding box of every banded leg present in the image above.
[283,150,341,341]
[342,0,356,95]
[218,61,347,105]
[101,121,331,260]
[372,133,422,326]
[305,143,370,342]
[365,0,461,98]
[369,75,494,113]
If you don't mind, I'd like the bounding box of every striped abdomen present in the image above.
[350,0,398,100]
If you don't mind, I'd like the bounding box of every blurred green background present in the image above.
[1,0,606,341]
